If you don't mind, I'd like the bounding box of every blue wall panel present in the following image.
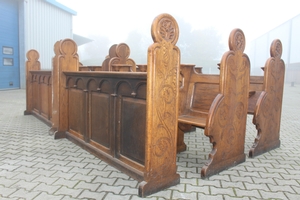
[0,0,20,89]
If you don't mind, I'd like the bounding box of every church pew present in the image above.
[49,13,181,197]
[177,38,285,177]
[24,50,52,126]
[177,29,250,178]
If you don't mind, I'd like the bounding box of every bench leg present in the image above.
[249,116,281,158]
[177,123,194,153]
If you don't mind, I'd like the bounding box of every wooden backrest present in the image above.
[108,43,137,72]
[51,39,79,135]
[179,64,220,118]
[248,76,264,113]
[79,66,102,71]
[101,44,117,71]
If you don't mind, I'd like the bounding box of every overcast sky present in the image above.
[57,0,300,45]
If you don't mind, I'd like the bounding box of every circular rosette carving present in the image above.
[151,13,179,45]
[221,124,235,147]
[160,85,175,104]
[235,102,245,120]
[262,97,272,118]
[274,97,281,113]
[217,103,229,127]
[154,137,171,157]
[229,29,245,52]
[60,39,78,56]
[26,49,39,61]
[270,39,282,59]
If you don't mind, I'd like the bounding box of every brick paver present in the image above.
[0,85,299,199]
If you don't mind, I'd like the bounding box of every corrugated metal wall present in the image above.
[24,0,73,70]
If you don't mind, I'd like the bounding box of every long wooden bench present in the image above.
[24,50,52,126]
[24,41,138,125]
[177,38,285,178]
[247,39,285,157]
[26,13,181,197]
[79,42,137,72]
[178,29,250,178]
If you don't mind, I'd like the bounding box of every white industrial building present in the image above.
[0,0,76,90]
[249,13,300,85]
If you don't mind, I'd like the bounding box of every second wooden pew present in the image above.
[178,29,250,178]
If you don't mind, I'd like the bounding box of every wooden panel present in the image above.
[32,76,39,112]
[40,82,49,118]
[118,97,146,165]
[69,88,85,139]
[90,92,111,150]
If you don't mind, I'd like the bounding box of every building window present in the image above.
[3,46,13,55]
[3,58,13,66]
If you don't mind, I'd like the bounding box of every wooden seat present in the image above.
[178,114,207,128]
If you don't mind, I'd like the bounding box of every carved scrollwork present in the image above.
[160,85,175,104]
[235,102,245,119]
[154,136,171,157]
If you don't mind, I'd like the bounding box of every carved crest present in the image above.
[151,13,179,45]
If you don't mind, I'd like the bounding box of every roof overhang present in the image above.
[44,0,77,15]
[73,34,93,46]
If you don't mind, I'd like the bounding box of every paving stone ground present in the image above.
[0,84,299,200]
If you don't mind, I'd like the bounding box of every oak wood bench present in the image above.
[24,50,52,126]
[46,13,181,197]
[177,29,250,178]
[24,41,138,125]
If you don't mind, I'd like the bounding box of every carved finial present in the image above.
[109,44,117,58]
[60,39,78,56]
[116,43,130,59]
[54,40,61,56]
[151,13,179,45]
[270,39,282,58]
[229,29,245,52]
[26,49,39,61]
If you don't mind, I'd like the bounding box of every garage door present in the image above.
[0,0,19,89]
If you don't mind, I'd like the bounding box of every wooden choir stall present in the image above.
[23,13,286,197]
[25,13,181,197]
